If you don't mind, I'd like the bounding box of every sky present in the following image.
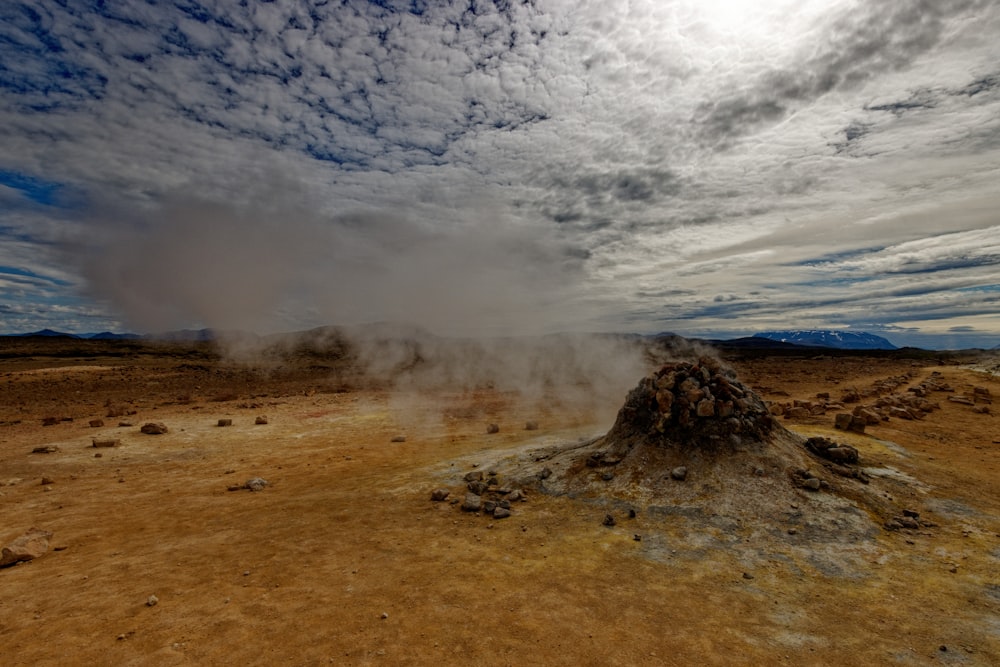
[1,0,999,349]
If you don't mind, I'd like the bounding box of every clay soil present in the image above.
[2,339,1000,666]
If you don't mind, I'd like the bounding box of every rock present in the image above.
[603,514,616,527]
[847,416,866,433]
[601,472,614,481]
[507,489,524,502]
[670,466,687,481]
[696,399,716,417]
[255,416,268,425]
[742,572,754,580]
[898,516,919,529]
[463,470,484,483]
[833,413,853,430]
[118,421,133,427]
[902,509,920,518]
[430,488,450,502]
[468,481,488,495]
[493,507,511,519]
[948,396,974,406]
[42,417,58,426]
[802,478,822,491]
[217,419,233,427]
[633,534,642,541]
[146,595,159,607]
[825,447,859,464]
[538,467,552,480]
[483,500,497,514]
[91,438,120,448]
[486,423,500,434]
[524,421,539,431]
[390,435,406,442]
[784,407,810,419]
[461,493,482,512]
[973,406,990,414]
[140,422,168,435]
[31,446,60,454]
[89,419,105,428]
[245,477,268,492]
[40,476,54,486]
[1,527,53,567]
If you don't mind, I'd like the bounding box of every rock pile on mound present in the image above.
[599,358,776,458]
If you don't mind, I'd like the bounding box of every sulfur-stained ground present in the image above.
[1,343,999,666]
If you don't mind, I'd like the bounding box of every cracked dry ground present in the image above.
[2,350,1000,666]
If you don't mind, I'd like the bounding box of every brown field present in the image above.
[2,337,999,666]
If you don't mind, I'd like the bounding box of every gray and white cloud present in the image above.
[1,0,999,347]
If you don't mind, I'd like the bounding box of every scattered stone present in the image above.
[805,437,859,464]
[601,472,614,481]
[1,527,53,567]
[948,396,974,406]
[633,534,642,541]
[787,528,798,535]
[468,481,489,495]
[670,466,687,481]
[507,489,524,502]
[538,467,552,481]
[118,421,133,428]
[463,470,484,483]
[146,595,158,607]
[42,417,58,426]
[40,476,54,486]
[902,509,920,518]
[140,422,168,435]
[430,488,450,502]
[483,500,497,514]
[493,507,511,519]
[91,438,120,448]
[742,572,754,580]
[381,612,389,619]
[486,423,500,434]
[390,435,406,442]
[898,516,920,530]
[628,508,637,519]
[31,446,60,454]
[217,419,233,427]
[802,478,822,491]
[94,452,103,458]
[834,413,853,430]
[524,421,539,431]
[461,493,482,512]
[255,416,268,425]
[972,405,990,414]
[603,514,616,527]
[89,419,105,428]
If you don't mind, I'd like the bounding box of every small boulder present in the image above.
[140,422,168,435]
[245,477,268,492]
[802,478,822,491]
[603,514,616,527]
[461,493,482,512]
[486,423,500,434]
[670,466,688,481]
[1,527,53,567]
[91,438,120,448]
[255,416,268,425]
[493,507,511,519]
[217,419,233,427]
[430,488,450,502]
[390,435,406,442]
[31,446,60,454]
[524,421,539,431]
[89,419,105,428]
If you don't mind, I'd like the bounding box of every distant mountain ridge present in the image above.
[4,329,141,340]
[752,330,897,350]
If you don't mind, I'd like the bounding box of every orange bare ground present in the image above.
[1,346,999,666]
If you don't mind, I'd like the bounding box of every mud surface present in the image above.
[2,341,1000,665]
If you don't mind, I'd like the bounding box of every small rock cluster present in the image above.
[432,469,526,520]
[803,436,870,484]
[884,508,936,531]
[832,373,952,431]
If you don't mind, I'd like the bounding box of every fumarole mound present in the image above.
[467,357,925,547]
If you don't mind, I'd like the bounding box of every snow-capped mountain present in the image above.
[752,330,898,350]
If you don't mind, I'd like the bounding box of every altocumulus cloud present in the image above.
[1,0,999,347]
